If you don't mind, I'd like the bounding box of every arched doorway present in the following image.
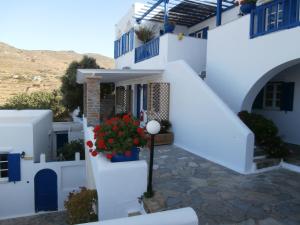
[34,169,58,212]
[242,60,300,168]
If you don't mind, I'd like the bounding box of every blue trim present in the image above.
[135,37,160,63]
[189,26,209,39]
[216,0,222,26]
[8,153,21,182]
[136,84,141,117]
[136,0,165,23]
[143,84,148,110]
[250,0,300,38]
[164,0,169,33]
[114,29,135,58]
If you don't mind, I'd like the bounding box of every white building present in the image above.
[0,110,85,219]
[77,0,300,175]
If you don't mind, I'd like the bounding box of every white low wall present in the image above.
[80,208,198,225]
[0,158,86,220]
[83,119,148,220]
[162,61,254,174]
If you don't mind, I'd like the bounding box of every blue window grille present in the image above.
[134,37,160,63]
[250,0,300,38]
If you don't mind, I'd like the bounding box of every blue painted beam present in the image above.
[164,0,169,32]
[216,0,222,26]
[136,0,164,23]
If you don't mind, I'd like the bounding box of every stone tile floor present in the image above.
[1,145,299,225]
[0,212,68,225]
[140,145,300,225]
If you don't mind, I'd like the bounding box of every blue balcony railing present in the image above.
[250,0,300,38]
[134,38,160,63]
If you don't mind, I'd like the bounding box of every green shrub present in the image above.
[0,90,68,121]
[238,111,289,158]
[64,187,98,225]
[135,25,156,44]
[57,140,85,161]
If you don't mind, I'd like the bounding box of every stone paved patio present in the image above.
[0,212,68,225]
[140,145,300,225]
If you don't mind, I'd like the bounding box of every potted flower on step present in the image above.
[238,0,257,15]
[86,114,147,162]
[147,120,174,146]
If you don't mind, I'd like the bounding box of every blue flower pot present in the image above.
[111,147,140,163]
[164,23,175,33]
[240,3,256,14]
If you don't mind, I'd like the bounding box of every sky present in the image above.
[0,0,146,58]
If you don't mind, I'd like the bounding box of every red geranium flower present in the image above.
[106,154,113,160]
[133,138,139,145]
[86,140,93,148]
[134,121,140,126]
[123,114,131,123]
[137,127,144,135]
[108,138,114,144]
[93,125,101,133]
[97,139,106,149]
[91,151,98,157]
[112,125,118,132]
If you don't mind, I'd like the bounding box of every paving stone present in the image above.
[258,218,284,225]
[140,145,300,225]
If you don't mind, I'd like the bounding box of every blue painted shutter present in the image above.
[122,34,126,55]
[114,40,118,59]
[130,28,134,51]
[143,84,148,110]
[203,27,209,39]
[280,82,295,111]
[8,153,21,182]
[136,84,141,117]
[253,88,264,109]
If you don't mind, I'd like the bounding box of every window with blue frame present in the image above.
[114,28,135,59]
[189,27,209,39]
[0,153,8,181]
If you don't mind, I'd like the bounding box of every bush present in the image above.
[57,140,85,161]
[64,187,98,225]
[238,111,289,158]
[0,90,68,121]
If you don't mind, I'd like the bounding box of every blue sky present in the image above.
[0,0,146,58]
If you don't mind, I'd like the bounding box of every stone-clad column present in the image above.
[86,76,101,126]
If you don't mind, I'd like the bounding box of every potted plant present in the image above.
[164,21,176,33]
[147,120,174,146]
[86,114,147,162]
[238,0,257,15]
[135,25,156,44]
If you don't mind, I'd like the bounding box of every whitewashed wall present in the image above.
[253,64,300,145]
[0,158,86,220]
[0,110,53,162]
[80,208,198,225]
[84,120,147,220]
[162,61,254,174]
[206,15,300,113]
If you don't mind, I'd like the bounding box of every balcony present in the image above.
[116,33,207,74]
[250,0,300,38]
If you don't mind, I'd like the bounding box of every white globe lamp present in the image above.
[146,120,161,135]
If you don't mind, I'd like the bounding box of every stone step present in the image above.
[254,158,281,170]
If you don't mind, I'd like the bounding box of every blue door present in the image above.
[136,84,141,117]
[34,169,58,212]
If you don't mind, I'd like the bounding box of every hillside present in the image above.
[0,42,115,105]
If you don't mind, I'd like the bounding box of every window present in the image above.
[189,27,209,39]
[0,153,8,181]
[263,82,282,110]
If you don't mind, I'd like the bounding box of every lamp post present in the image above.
[144,120,161,198]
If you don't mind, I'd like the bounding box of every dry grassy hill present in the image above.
[0,42,115,105]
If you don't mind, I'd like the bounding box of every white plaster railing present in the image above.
[79,207,198,225]
[83,118,148,220]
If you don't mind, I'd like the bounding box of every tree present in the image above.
[61,56,100,113]
[1,90,68,121]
